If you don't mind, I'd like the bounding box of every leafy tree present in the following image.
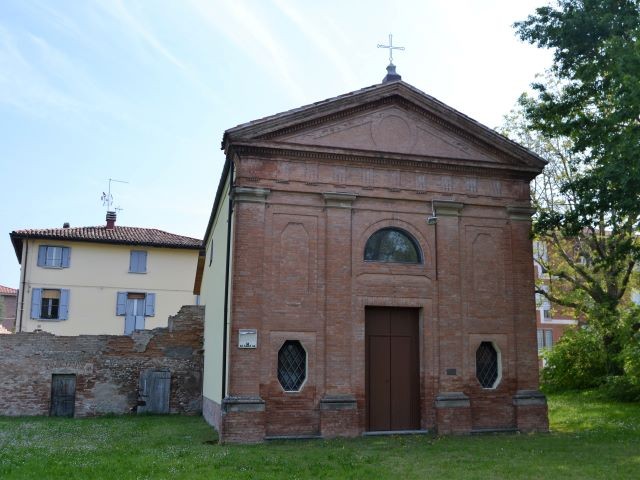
[510,1,640,374]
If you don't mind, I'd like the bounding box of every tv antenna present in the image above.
[101,178,129,213]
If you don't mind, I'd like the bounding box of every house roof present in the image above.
[10,226,202,263]
[0,285,17,296]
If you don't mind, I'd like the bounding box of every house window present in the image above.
[37,246,70,268]
[116,291,156,334]
[476,342,501,389]
[129,250,147,273]
[41,289,60,319]
[277,340,306,392]
[537,329,554,351]
[543,309,552,320]
[30,288,70,321]
[364,228,422,264]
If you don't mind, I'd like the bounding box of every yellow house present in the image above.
[10,212,201,335]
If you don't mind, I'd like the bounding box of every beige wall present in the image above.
[17,239,198,335]
[201,173,232,405]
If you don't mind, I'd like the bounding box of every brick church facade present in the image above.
[197,72,548,442]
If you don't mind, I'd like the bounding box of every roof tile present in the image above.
[10,226,202,249]
[0,285,17,295]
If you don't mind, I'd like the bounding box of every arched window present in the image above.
[364,228,422,264]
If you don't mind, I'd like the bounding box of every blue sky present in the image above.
[0,0,552,288]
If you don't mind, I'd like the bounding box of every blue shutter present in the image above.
[31,288,42,319]
[124,315,135,335]
[145,293,155,316]
[37,246,46,267]
[116,292,127,316]
[139,251,147,273]
[58,289,70,320]
[130,251,147,273]
[129,251,136,272]
[61,247,71,268]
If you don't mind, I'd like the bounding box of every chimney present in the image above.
[63,222,70,229]
[106,211,117,230]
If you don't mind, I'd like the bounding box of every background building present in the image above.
[0,285,17,333]
[10,212,201,335]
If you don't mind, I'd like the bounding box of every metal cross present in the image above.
[377,33,405,65]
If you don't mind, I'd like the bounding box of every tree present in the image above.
[509,0,640,382]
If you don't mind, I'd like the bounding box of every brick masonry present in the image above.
[213,87,549,442]
[0,305,203,417]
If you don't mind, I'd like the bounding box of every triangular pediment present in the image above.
[274,105,501,164]
[223,82,545,171]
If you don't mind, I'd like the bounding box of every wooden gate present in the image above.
[365,307,420,431]
[50,374,76,417]
[138,370,171,414]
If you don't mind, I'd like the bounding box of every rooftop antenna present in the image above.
[101,178,129,213]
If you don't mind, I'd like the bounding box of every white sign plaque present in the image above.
[238,329,257,349]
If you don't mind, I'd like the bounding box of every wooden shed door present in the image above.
[366,307,420,431]
[50,374,76,417]
[138,370,171,414]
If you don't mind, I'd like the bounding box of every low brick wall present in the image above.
[0,305,204,417]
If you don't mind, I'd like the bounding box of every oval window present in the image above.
[364,228,422,264]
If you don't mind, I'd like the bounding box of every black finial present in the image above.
[382,64,402,83]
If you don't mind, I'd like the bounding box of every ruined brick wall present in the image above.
[0,305,203,417]
[1,293,17,332]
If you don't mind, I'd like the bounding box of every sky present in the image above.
[0,0,553,288]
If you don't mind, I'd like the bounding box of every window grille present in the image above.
[476,342,499,388]
[278,340,306,391]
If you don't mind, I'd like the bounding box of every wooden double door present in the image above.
[365,307,420,431]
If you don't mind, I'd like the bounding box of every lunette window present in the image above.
[364,228,422,263]
[37,245,71,268]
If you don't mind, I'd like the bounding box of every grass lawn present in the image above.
[1,390,638,479]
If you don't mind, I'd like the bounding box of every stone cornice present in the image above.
[507,205,536,221]
[233,187,271,203]
[433,200,464,216]
[323,192,357,208]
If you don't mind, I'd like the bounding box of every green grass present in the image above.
[1,391,638,479]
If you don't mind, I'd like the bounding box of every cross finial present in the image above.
[377,33,405,66]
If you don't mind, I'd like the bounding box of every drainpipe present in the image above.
[221,160,235,400]
[18,240,28,332]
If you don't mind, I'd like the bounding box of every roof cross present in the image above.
[377,33,405,65]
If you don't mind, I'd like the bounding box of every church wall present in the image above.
[214,81,546,441]
[214,150,546,442]
[201,173,232,429]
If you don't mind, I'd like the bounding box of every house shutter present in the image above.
[536,329,544,351]
[59,289,70,320]
[130,251,147,273]
[138,251,147,272]
[129,251,137,272]
[116,292,127,316]
[31,288,43,319]
[61,247,71,268]
[37,246,47,267]
[144,293,155,317]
